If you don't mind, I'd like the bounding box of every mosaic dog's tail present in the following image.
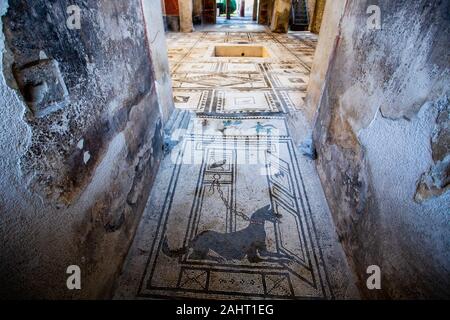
[162,236,188,257]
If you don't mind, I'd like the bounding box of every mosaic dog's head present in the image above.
[251,205,282,223]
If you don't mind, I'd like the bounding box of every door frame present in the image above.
[202,0,217,24]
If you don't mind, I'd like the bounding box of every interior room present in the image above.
[0,0,448,301]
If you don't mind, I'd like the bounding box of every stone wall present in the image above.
[0,0,169,299]
[310,0,450,298]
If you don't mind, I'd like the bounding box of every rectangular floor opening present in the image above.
[213,45,270,58]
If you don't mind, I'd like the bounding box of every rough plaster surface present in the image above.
[311,0,450,298]
[0,0,168,299]
[359,103,450,298]
[415,96,450,201]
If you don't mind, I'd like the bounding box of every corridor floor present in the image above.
[114,29,359,300]
[168,31,315,113]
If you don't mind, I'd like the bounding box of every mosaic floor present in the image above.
[115,114,358,299]
[167,31,317,114]
[114,30,359,300]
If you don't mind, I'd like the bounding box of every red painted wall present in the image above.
[164,0,179,15]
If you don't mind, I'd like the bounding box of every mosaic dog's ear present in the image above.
[162,205,293,264]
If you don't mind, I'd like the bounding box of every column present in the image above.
[226,0,231,19]
[311,0,326,34]
[193,0,203,24]
[252,0,258,21]
[178,0,194,32]
[267,0,275,26]
[240,1,246,17]
[258,0,269,24]
[270,0,292,33]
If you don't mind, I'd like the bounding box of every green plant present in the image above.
[217,0,237,14]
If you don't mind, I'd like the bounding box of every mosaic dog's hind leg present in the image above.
[247,249,264,263]
[189,250,208,260]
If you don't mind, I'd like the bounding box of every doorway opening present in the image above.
[217,0,255,22]
[202,0,259,26]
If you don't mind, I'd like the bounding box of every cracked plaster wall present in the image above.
[0,0,169,299]
[311,0,450,298]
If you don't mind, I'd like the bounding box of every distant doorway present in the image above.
[202,0,217,24]
[215,0,257,24]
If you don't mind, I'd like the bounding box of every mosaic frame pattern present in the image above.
[167,32,317,114]
[135,116,333,300]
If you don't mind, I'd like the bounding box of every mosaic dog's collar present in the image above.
[250,220,265,225]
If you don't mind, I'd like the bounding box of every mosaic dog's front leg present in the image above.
[246,247,264,263]
[258,243,294,262]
